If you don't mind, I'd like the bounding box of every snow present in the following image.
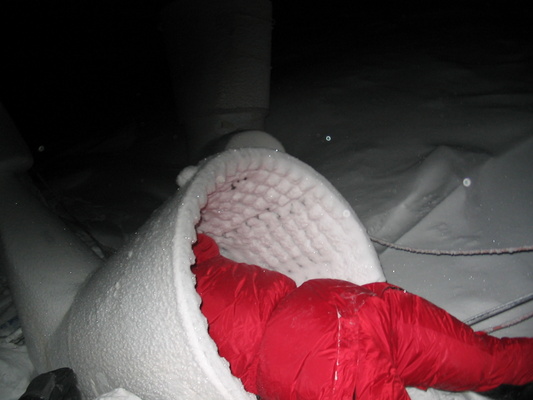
[0,344,33,400]
[1,6,532,400]
[94,388,143,400]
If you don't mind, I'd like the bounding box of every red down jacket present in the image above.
[192,234,533,400]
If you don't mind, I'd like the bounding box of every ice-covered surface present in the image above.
[191,149,384,286]
[94,388,143,400]
[2,7,533,400]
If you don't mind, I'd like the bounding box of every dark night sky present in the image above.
[1,0,172,155]
[0,1,530,164]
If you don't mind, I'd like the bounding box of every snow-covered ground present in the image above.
[2,7,532,400]
[266,24,533,340]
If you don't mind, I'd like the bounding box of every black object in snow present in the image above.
[18,367,81,400]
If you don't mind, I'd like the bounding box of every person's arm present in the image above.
[192,234,297,394]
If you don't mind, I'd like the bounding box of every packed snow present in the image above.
[2,7,532,400]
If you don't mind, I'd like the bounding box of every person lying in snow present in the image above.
[192,234,533,400]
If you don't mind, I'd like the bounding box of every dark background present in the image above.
[0,1,530,165]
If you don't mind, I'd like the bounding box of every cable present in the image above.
[370,236,533,331]
[482,311,533,334]
[463,292,533,326]
[369,236,533,256]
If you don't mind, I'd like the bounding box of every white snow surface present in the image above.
[2,16,533,400]
[94,388,143,400]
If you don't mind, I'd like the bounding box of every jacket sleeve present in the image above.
[192,234,297,394]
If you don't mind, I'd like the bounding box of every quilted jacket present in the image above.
[192,234,533,399]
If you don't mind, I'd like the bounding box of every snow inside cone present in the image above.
[55,148,384,400]
[184,148,384,287]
